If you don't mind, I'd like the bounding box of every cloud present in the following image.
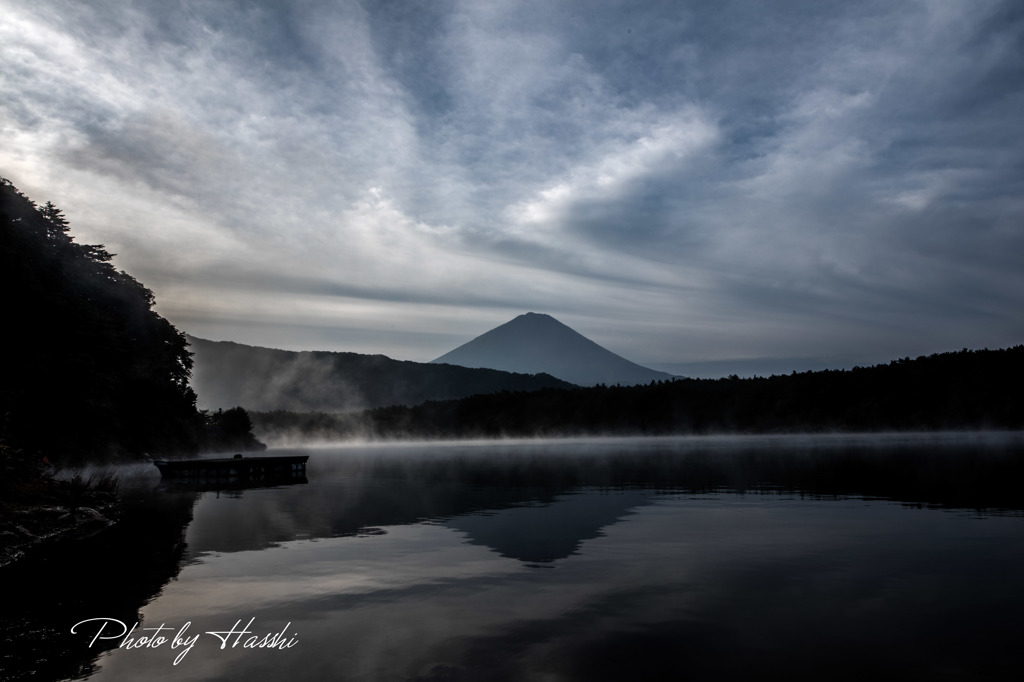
[1,0,1022,369]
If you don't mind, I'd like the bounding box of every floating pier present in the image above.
[153,454,309,480]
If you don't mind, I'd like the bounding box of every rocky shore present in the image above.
[0,485,119,568]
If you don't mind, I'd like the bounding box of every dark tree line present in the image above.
[201,407,266,453]
[252,345,1024,441]
[0,178,260,465]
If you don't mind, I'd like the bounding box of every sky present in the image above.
[2,0,1023,377]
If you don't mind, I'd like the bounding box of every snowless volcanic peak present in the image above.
[431,313,675,387]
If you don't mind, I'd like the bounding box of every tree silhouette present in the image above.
[1,177,204,462]
[39,201,70,244]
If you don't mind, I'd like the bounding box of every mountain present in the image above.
[430,312,677,386]
[187,336,573,412]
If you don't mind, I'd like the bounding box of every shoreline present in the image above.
[0,488,119,569]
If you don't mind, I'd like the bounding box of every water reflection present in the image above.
[0,478,198,681]
[2,434,1023,681]
[155,475,308,494]
[445,491,652,564]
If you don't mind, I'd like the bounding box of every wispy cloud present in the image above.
[2,0,1022,369]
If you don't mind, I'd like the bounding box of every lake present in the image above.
[3,433,1024,681]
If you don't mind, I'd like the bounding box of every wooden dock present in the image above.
[153,454,309,479]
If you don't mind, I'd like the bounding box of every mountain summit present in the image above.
[431,313,676,386]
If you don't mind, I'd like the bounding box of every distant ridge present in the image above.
[257,344,1024,442]
[431,312,676,386]
[187,335,573,412]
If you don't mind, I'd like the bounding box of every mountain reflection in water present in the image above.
[2,433,1023,681]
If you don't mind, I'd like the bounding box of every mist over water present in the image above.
[4,433,1023,681]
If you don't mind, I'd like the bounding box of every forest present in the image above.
[252,344,1024,442]
[0,178,260,476]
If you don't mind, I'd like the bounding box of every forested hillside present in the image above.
[0,178,204,460]
[0,179,264,464]
[252,345,1024,442]
[188,336,574,412]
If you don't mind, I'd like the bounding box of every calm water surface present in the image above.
[3,434,1024,681]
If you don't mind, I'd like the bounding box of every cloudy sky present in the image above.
[3,0,1022,376]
